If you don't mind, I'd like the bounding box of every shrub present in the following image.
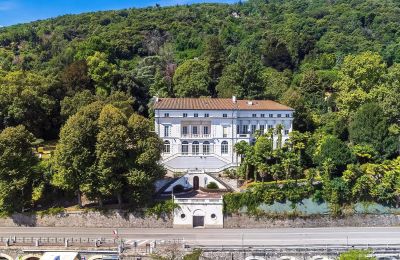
[145,200,180,219]
[38,207,65,217]
[207,182,218,189]
[339,249,374,260]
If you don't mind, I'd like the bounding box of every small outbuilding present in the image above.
[173,192,223,228]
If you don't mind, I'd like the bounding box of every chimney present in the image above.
[247,101,253,106]
[154,96,159,103]
[232,96,237,103]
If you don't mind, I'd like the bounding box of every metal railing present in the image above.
[181,134,211,138]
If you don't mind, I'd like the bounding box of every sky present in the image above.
[0,0,237,27]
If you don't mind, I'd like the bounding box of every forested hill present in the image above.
[1,0,400,140]
[1,0,400,215]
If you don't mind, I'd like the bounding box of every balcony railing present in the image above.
[181,134,211,139]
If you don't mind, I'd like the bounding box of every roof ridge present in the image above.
[153,97,294,111]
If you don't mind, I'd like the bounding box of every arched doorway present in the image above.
[193,209,205,228]
[0,254,13,260]
[20,255,41,260]
[193,176,199,190]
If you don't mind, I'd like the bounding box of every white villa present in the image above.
[153,96,294,173]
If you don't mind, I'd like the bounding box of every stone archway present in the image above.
[87,255,104,260]
[20,255,41,260]
[278,257,296,260]
[192,209,205,228]
[0,253,13,260]
[245,256,266,260]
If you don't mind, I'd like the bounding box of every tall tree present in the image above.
[0,126,38,213]
[60,60,94,96]
[173,59,210,97]
[96,105,129,206]
[313,135,353,176]
[349,102,398,158]
[203,36,226,97]
[52,102,103,207]
[334,52,386,115]
[86,52,117,95]
[216,50,264,99]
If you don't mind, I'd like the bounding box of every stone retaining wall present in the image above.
[1,211,399,228]
[0,211,172,228]
[224,214,400,228]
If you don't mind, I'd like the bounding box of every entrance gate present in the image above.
[193,216,204,228]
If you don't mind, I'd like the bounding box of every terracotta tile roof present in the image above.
[153,98,294,111]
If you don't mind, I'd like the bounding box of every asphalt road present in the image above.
[0,227,399,246]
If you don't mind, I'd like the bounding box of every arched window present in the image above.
[163,140,170,153]
[192,141,199,155]
[203,141,210,155]
[221,141,228,154]
[182,141,188,155]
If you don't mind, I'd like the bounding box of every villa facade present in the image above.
[153,97,294,173]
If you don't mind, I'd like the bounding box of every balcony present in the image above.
[181,134,211,139]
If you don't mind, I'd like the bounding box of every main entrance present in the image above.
[192,209,205,228]
[193,216,204,228]
[193,176,199,190]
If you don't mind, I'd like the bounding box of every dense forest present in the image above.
[0,0,400,215]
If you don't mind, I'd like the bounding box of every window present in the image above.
[211,213,216,219]
[163,141,170,153]
[180,213,186,219]
[260,125,265,133]
[164,125,170,137]
[203,126,209,135]
[182,126,188,135]
[223,113,228,118]
[251,125,257,134]
[204,113,209,118]
[269,114,273,118]
[284,130,289,135]
[182,141,188,155]
[268,125,273,130]
[221,141,228,154]
[192,141,199,155]
[277,114,282,118]
[192,126,198,135]
[286,114,290,118]
[242,125,248,134]
[252,114,257,118]
[261,114,265,118]
[203,141,210,155]
[164,113,169,117]
[183,113,187,117]
[194,113,198,117]
[223,126,228,138]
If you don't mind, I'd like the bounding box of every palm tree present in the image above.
[275,124,284,149]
